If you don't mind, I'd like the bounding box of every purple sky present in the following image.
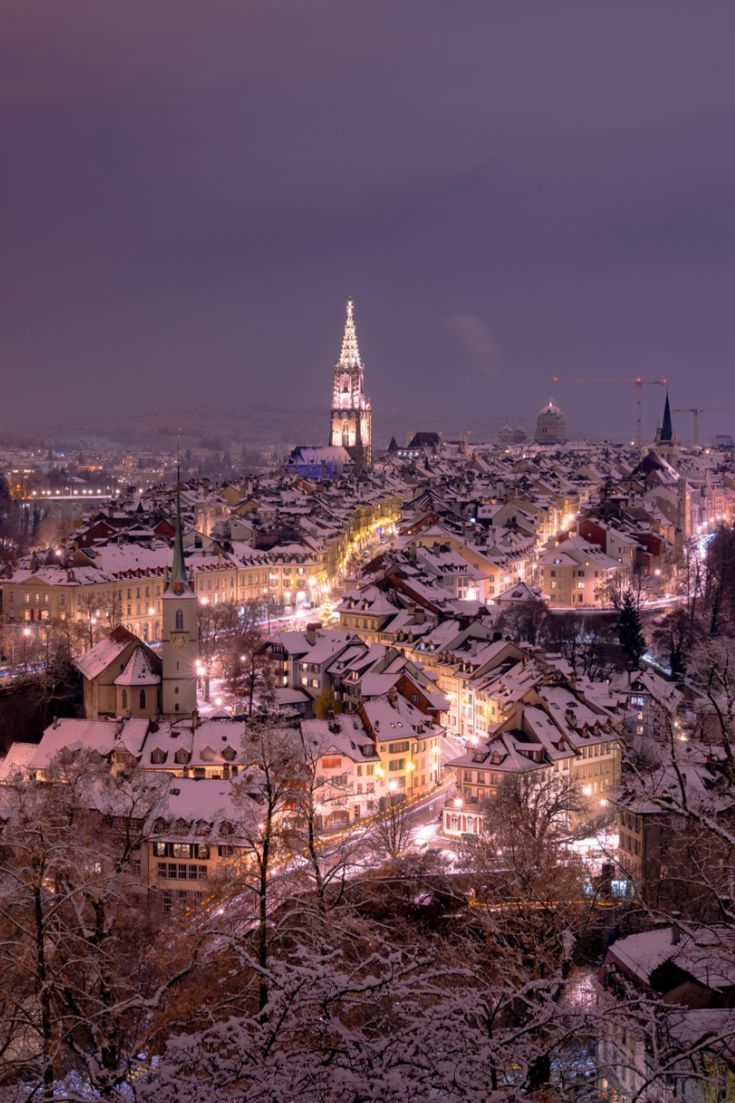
[3,1,735,442]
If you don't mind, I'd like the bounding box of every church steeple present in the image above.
[170,459,190,593]
[660,391,673,444]
[329,299,373,468]
[160,453,197,717]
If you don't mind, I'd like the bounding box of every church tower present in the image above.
[654,391,677,464]
[329,299,372,468]
[160,465,198,717]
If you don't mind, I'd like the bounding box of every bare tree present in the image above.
[495,596,549,646]
[221,602,274,717]
[372,792,412,861]
[196,598,239,702]
[0,755,195,1100]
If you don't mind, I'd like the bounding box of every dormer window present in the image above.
[150,748,167,765]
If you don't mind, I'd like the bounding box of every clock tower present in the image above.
[161,465,198,716]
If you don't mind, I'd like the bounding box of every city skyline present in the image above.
[4,1,735,438]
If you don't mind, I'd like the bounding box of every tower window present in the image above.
[175,609,184,630]
[140,689,146,710]
[121,689,128,711]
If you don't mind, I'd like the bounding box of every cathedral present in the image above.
[329,300,372,468]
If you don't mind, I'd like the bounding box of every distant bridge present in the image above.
[18,491,111,503]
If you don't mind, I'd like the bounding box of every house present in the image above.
[598,925,735,1103]
[444,680,622,836]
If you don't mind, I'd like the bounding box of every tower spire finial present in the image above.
[339,298,361,369]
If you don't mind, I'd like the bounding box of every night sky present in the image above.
[4,1,735,442]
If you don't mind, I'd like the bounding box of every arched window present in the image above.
[175,609,184,630]
[121,689,128,711]
[139,689,146,710]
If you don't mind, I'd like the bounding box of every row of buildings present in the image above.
[4,392,735,654]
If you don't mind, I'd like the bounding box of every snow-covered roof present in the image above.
[114,648,161,686]
[75,626,137,680]
[0,742,38,781]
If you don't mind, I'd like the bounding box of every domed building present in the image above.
[498,424,528,447]
[535,400,566,444]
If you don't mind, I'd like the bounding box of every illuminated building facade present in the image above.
[329,300,372,468]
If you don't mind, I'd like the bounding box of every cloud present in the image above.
[444,313,502,379]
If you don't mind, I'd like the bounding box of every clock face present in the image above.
[172,632,187,649]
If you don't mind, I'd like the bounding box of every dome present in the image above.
[535,398,566,444]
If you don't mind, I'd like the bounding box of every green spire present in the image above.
[170,457,189,592]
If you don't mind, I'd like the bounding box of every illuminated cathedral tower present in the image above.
[329,299,372,468]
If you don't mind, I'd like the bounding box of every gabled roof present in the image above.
[114,647,161,686]
[74,626,139,681]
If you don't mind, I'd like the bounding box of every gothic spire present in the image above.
[170,454,189,593]
[660,390,673,443]
[338,299,362,370]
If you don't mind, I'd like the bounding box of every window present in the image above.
[389,759,405,772]
[173,843,192,859]
[388,741,410,755]
[175,609,184,630]
[218,845,234,857]
[322,756,342,769]
[157,863,208,881]
[139,689,146,710]
[121,689,128,711]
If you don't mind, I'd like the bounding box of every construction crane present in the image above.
[551,376,668,446]
[673,406,735,447]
